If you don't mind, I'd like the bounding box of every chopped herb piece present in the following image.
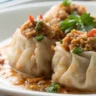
[59,39,63,44]
[35,21,43,31]
[62,0,71,6]
[39,14,43,19]
[72,47,83,54]
[59,13,96,33]
[36,34,44,41]
[45,82,60,93]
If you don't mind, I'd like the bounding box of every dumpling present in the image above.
[52,29,96,90]
[7,16,64,77]
[44,3,86,24]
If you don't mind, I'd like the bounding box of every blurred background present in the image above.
[0,0,96,9]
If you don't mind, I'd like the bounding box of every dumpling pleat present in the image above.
[52,42,96,90]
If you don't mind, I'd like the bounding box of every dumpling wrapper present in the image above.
[7,29,54,77]
[44,5,58,22]
[52,42,96,90]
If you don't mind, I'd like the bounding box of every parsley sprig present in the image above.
[59,13,96,34]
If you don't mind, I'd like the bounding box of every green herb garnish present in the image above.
[59,19,77,34]
[62,0,71,6]
[59,13,96,33]
[59,39,63,44]
[35,21,43,31]
[72,47,83,54]
[36,34,44,41]
[45,82,60,93]
[80,13,96,31]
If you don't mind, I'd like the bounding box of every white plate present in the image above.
[0,1,96,96]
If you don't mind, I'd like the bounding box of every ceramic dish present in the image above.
[0,1,96,96]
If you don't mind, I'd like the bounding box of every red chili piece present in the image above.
[29,15,34,22]
[39,14,43,19]
[87,29,96,37]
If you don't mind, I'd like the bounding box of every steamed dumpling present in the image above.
[52,29,96,90]
[7,17,64,77]
[44,3,86,24]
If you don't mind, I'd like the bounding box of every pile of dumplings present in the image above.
[7,1,96,91]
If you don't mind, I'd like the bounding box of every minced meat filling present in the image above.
[21,20,36,39]
[20,20,64,40]
[57,4,86,19]
[62,29,96,52]
[46,4,86,24]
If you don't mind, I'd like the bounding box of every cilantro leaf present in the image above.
[80,13,96,31]
[59,13,96,33]
[45,82,60,93]
[80,13,94,25]
[59,15,79,34]
[72,47,83,54]
[62,0,71,6]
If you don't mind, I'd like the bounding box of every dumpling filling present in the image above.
[63,29,96,52]
[21,16,64,40]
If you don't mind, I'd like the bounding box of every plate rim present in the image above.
[0,1,96,13]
